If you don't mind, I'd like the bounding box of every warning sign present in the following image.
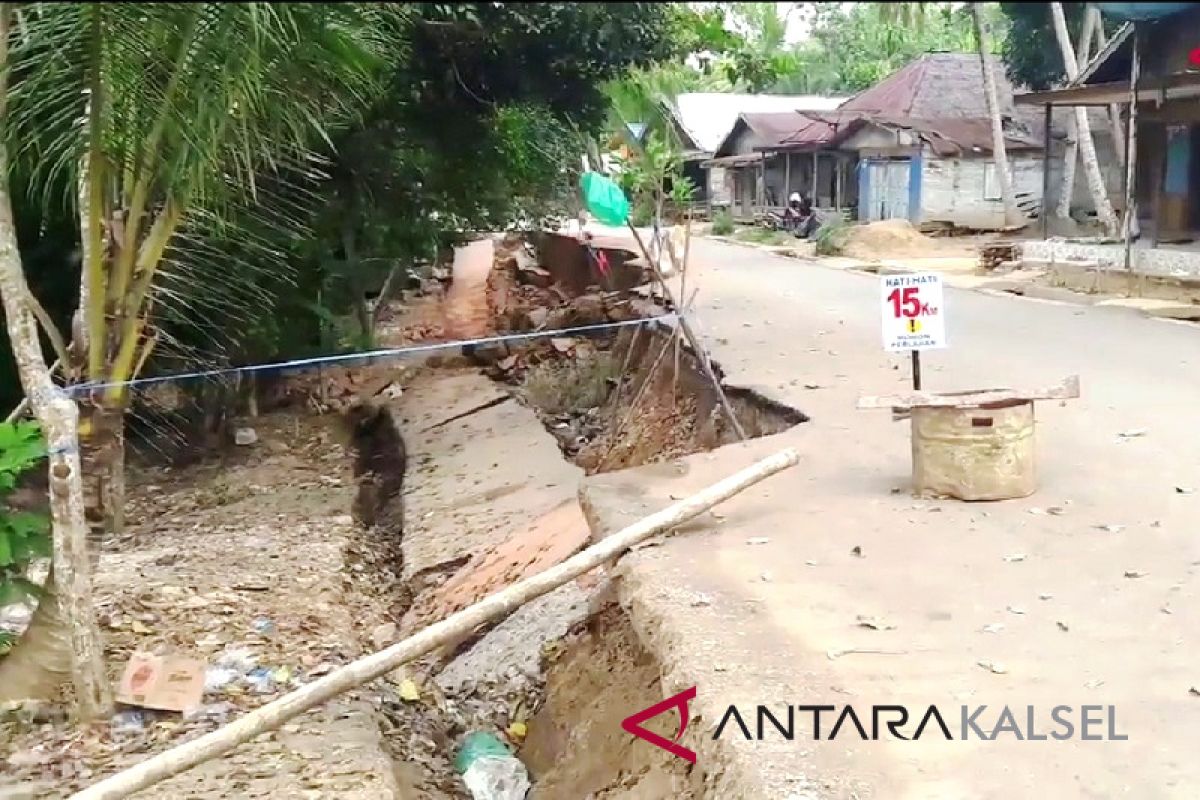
[880,273,946,352]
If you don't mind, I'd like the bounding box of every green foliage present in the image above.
[814,217,851,256]
[777,4,988,94]
[0,422,50,611]
[998,2,1116,90]
[711,209,735,236]
[734,227,792,246]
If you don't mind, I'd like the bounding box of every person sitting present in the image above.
[784,192,818,239]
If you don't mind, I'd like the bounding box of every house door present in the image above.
[740,170,755,218]
[865,159,911,221]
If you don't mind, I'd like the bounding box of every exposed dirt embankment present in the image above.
[521,605,697,799]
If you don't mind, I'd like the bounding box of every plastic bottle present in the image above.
[454,731,531,800]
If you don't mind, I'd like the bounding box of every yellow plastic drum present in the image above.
[911,399,1036,500]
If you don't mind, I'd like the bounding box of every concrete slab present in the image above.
[393,370,583,581]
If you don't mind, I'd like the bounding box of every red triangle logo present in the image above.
[621,686,698,763]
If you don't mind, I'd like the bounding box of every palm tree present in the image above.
[0,2,389,716]
[1049,2,1119,235]
[971,3,1023,228]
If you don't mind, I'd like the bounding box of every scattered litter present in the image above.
[804,560,818,567]
[110,709,148,736]
[1094,524,1125,533]
[204,667,239,693]
[1003,553,1027,563]
[1006,605,1026,615]
[456,731,531,800]
[246,667,276,695]
[1084,679,1105,690]
[1046,506,1067,515]
[981,623,1005,634]
[690,594,713,608]
[399,679,421,702]
[745,537,770,545]
[1124,570,1147,579]
[1038,593,1054,601]
[1176,486,1195,495]
[826,648,908,660]
[977,660,1008,675]
[1117,428,1148,439]
[1056,621,1070,632]
[117,652,206,712]
[889,487,903,494]
[760,571,773,582]
[234,427,259,446]
[1161,605,1173,615]
[251,617,276,636]
[803,383,822,390]
[506,721,527,741]
[856,615,896,631]
[851,545,863,558]
[1190,687,1200,698]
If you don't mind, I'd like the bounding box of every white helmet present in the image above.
[789,192,802,204]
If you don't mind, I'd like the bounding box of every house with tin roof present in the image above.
[704,52,1121,230]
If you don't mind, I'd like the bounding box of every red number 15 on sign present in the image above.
[887,287,921,318]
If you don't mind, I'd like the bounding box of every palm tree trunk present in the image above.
[1050,2,1119,236]
[1054,6,1098,219]
[80,401,126,559]
[0,3,109,719]
[971,4,1022,228]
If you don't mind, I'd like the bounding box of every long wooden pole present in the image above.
[70,448,798,800]
[1122,27,1140,279]
[626,223,747,440]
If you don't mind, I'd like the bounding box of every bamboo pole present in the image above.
[70,448,801,800]
[626,223,747,441]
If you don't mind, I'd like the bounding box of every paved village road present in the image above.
[582,231,1200,799]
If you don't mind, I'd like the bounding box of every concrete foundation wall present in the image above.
[1021,239,1200,279]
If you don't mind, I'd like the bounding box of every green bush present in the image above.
[711,208,734,236]
[0,421,50,655]
[814,218,851,256]
[734,227,791,247]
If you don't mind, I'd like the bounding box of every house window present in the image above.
[983,161,1013,201]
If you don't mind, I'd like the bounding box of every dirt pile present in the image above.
[842,219,937,260]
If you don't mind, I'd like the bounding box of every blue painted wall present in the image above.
[858,159,870,220]
[1166,127,1191,197]
[908,151,923,224]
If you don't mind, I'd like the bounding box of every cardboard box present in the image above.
[117,652,206,712]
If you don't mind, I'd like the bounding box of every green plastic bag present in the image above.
[454,731,512,775]
[580,171,630,226]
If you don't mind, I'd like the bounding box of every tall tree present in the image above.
[0,2,108,720]
[972,3,1023,228]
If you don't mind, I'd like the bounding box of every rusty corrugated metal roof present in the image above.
[839,53,1016,119]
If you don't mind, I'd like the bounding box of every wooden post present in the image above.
[911,351,922,391]
[68,449,800,800]
[834,155,844,210]
[784,151,791,199]
[1042,103,1052,240]
[811,150,819,204]
[1122,27,1140,277]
